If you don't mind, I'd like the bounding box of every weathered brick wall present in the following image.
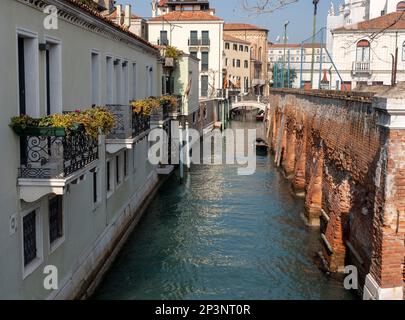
[268,88,405,299]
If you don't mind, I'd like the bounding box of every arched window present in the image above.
[397,1,405,12]
[258,47,262,60]
[356,40,370,62]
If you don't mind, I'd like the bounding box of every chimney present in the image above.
[116,4,123,25]
[124,4,132,27]
[152,0,157,18]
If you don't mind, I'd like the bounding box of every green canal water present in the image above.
[93,120,354,300]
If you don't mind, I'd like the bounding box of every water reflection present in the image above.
[93,120,355,300]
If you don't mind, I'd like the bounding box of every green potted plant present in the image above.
[9,108,115,138]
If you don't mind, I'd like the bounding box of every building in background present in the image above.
[224,23,269,95]
[268,43,332,89]
[151,0,215,17]
[148,11,224,99]
[331,10,405,90]
[106,4,148,40]
[223,35,251,95]
[326,0,405,57]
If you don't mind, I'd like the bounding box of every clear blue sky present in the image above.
[127,0,330,43]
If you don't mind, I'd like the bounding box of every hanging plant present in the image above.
[10,107,115,138]
[131,97,161,116]
[164,46,181,59]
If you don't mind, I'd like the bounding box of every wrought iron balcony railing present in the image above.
[107,105,150,140]
[132,112,150,137]
[19,127,98,179]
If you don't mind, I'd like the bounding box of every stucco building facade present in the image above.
[224,23,269,95]
[0,0,166,299]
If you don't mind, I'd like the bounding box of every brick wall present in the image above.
[268,88,405,299]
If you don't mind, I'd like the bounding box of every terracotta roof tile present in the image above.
[334,11,405,32]
[224,23,268,32]
[64,0,157,51]
[148,11,223,22]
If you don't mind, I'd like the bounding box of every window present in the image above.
[124,150,128,177]
[236,59,241,68]
[91,52,100,106]
[245,46,249,52]
[23,210,38,266]
[122,61,129,104]
[49,196,63,245]
[147,66,153,96]
[397,2,405,11]
[356,40,370,62]
[106,56,113,104]
[22,207,43,276]
[239,45,244,51]
[132,63,137,100]
[114,59,122,104]
[258,47,262,60]
[201,52,209,71]
[225,42,230,50]
[192,112,196,123]
[160,30,168,45]
[190,51,198,59]
[17,33,39,117]
[232,59,236,67]
[45,41,62,114]
[107,160,112,193]
[190,31,198,45]
[225,58,228,66]
[201,31,209,45]
[233,44,238,51]
[244,60,249,68]
[201,75,209,97]
[116,154,121,185]
[92,168,100,205]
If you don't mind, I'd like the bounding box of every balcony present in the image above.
[18,126,99,202]
[252,79,266,86]
[188,38,210,47]
[352,61,371,76]
[106,105,150,154]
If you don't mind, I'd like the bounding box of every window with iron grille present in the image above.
[23,210,37,266]
[49,196,63,245]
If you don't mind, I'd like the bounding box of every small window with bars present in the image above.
[49,196,63,245]
[23,210,37,266]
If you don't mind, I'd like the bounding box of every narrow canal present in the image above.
[94,119,354,300]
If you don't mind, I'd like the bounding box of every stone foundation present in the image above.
[268,88,405,300]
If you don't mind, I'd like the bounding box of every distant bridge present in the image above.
[229,95,269,112]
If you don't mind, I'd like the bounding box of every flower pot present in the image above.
[12,126,67,137]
